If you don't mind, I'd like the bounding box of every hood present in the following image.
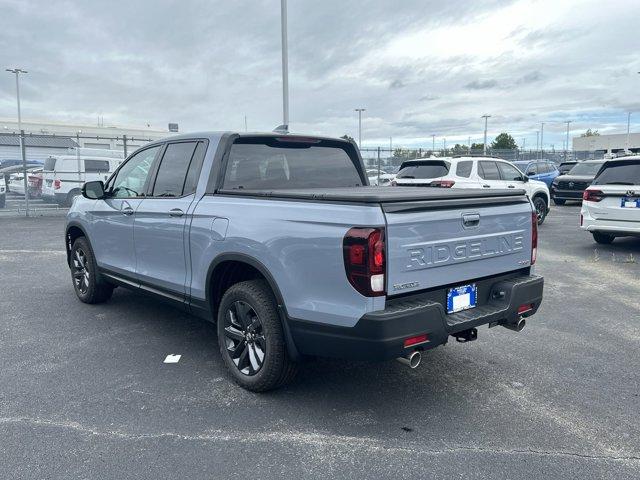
[553,174,595,183]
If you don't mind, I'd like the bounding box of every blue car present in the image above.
[513,160,559,188]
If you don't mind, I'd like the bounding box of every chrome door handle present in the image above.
[122,206,134,215]
[169,208,184,217]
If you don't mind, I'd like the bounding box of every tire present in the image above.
[553,198,566,206]
[217,280,298,392]
[533,196,548,225]
[70,237,114,304]
[592,232,615,245]
[0,194,5,209]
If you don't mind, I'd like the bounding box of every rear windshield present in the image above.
[568,162,604,176]
[592,160,640,185]
[222,138,363,190]
[396,161,450,179]
[43,157,57,171]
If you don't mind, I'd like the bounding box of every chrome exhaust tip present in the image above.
[396,351,421,369]
[503,317,526,332]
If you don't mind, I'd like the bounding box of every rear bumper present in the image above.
[551,188,584,200]
[581,214,640,235]
[289,273,544,361]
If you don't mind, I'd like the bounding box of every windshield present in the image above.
[592,160,640,185]
[396,161,450,179]
[223,139,363,190]
[568,162,604,176]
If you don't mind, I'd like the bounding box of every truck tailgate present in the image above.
[383,194,533,295]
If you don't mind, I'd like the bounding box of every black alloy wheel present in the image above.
[223,300,266,376]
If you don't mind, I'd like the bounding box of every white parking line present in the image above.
[163,354,181,364]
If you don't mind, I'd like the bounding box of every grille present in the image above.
[557,181,587,190]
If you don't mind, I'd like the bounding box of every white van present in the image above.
[41,151,124,206]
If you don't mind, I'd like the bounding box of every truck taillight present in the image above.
[53,179,61,190]
[531,211,537,265]
[429,180,455,188]
[583,189,603,202]
[343,227,385,297]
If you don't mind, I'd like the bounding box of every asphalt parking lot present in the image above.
[1,205,639,479]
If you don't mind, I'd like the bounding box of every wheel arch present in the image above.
[532,189,549,205]
[65,221,90,267]
[205,253,300,360]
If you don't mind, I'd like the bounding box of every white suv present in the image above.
[392,157,551,224]
[581,157,640,244]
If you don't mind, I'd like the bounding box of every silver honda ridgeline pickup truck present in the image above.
[66,132,543,391]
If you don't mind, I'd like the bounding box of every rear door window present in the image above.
[182,142,207,195]
[396,161,450,179]
[592,160,640,185]
[152,142,199,197]
[455,161,473,178]
[478,161,500,180]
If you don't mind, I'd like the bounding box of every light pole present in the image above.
[355,108,365,148]
[540,122,545,160]
[280,0,289,132]
[481,115,491,155]
[6,67,29,216]
[565,120,572,160]
[626,112,631,153]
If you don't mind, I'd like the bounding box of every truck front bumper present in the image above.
[288,273,544,361]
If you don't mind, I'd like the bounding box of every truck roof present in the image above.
[145,131,353,147]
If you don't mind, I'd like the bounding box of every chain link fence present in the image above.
[0,131,611,217]
[0,132,156,217]
[358,147,604,170]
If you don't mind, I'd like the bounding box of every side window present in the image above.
[84,159,110,173]
[110,146,160,198]
[151,142,198,197]
[182,142,207,195]
[478,161,500,180]
[498,162,524,181]
[527,163,539,175]
[456,160,473,178]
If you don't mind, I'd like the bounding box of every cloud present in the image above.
[464,79,499,90]
[0,0,639,149]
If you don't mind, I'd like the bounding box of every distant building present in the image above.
[0,118,174,162]
[573,132,640,153]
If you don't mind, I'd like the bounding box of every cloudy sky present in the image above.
[1,0,639,148]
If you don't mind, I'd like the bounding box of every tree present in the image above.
[491,132,518,150]
[580,129,600,137]
[471,143,484,151]
[451,144,469,155]
[340,134,355,142]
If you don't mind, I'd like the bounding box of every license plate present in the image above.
[447,284,477,314]
[621,197,640,208]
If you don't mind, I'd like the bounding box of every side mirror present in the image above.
[526,171,536,176]
[83,180,105,199]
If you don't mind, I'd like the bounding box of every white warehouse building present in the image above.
[572,132,640,153]
[0,118,175,164]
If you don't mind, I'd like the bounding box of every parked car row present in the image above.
[390,156,551,224]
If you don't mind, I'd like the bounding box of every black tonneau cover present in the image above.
[217,186,527,205]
